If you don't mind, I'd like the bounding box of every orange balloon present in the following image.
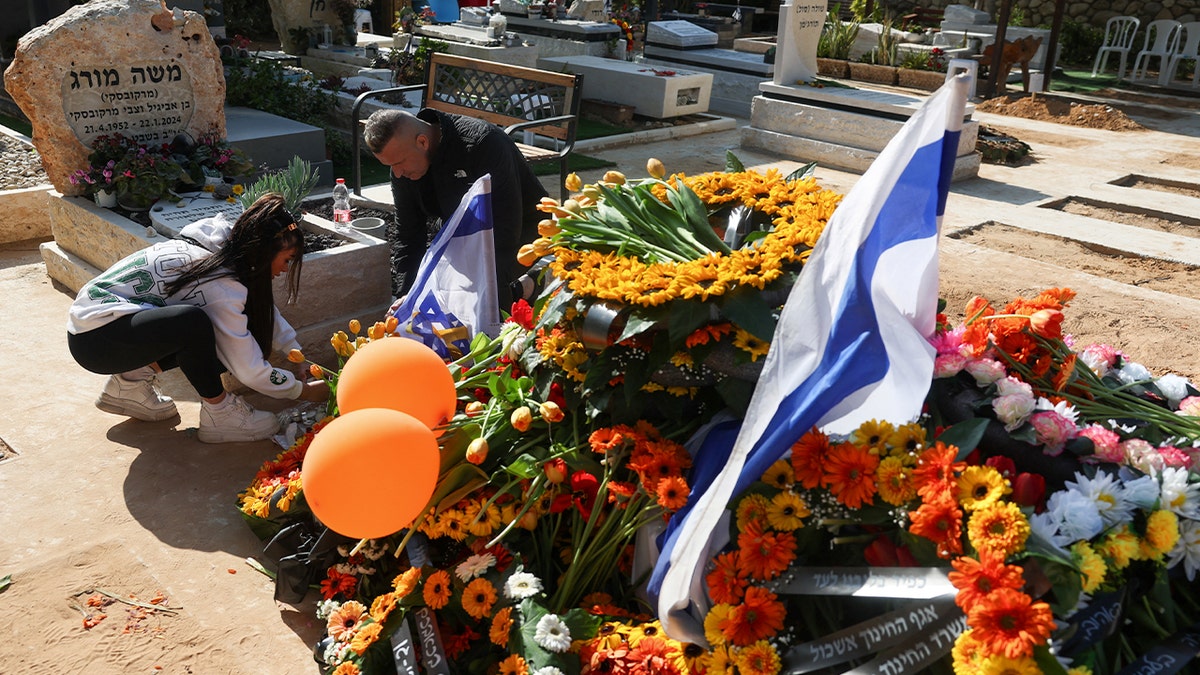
[336,337,457,428]
[302,408,440,539]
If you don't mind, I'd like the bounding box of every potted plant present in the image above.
[68,159,119,207]
[112,145,187,211]
[897,47,950,91]
[817,3,859,78]
[166,131,257,191]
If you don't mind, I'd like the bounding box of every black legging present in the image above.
[68,305,225,399]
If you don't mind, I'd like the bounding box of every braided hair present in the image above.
[165,192,305,355]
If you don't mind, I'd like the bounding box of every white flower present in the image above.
[1035,397,1079,424]
[1029,511,1071,558]
[504,571,544,599]
[994,393,1036,431]
[1045,489,1104,546]
[1168,518,1200,580]
[1120,473,1161,509]
[533,667,566,675]
[1158,467,1200,519]
[455,552,497,583]
[534,613,572,652]
[498,322,529,361]
[1116,361,1153,385]
[1065,471,1132,527]
[996,376,1033,397]
[316,599,341,620]
[1156,373,1193,408]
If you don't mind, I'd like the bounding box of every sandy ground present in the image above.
[4,84,1200,673]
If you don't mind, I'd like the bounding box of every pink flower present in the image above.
[1122,439,1161,473]
[993,377,1035,431]
[934,352,968,378]
[1158,445,1192,470]
[1179,396,1200,417]
[965,357,1007,385]
[1078,425,1123,463]
[1030,410,1078,456]
[1080,343,1119,377]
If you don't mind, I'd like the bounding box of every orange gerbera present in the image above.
[823,443,880,509]
[332,663,362,675]
[967,588,1055,659]
[327,600,368,641]
[908,494,964,558]
[722,586,786,646]
[462,577,498,619]
[497,653,529,675]
[790,427,830,489]
[876,456,916,506]
[706,551,749,604]
[423,570,452,610]
[911,442,966,501]
[490,606,513,647]
[948,549,1026,610]
[737,521,797,581]
[349,621,383,655]
[320,569,358,600]
[735,493,771,532]
[968,502,1031,558]
[735,640,781,675]
[370,592,398,622]
[656,476,690,510]
[392,566,422,596]
[589,425,633,453]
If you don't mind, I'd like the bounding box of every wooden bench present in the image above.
[351,52,583,200]
[901,6,945,31]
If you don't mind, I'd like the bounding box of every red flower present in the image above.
[571,471,600,519]
[547,381,566,409]
[863,535,899,567]
[319,568,358,600]
[509,299,534,329]
[1011,472,1047,512]
[984,455,1016,479]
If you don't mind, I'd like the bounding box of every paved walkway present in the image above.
[4,89,1200,671]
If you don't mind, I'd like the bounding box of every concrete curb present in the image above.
[575,114,740,152]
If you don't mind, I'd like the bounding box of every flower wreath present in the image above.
[611,18,635,52]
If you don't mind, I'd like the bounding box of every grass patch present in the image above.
[576,118,632,140]
[0,113,33,137]
[1050,69,1120,94]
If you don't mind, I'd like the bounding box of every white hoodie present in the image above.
[67,214,303,399]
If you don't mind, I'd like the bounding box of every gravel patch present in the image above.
[0,132,50,190]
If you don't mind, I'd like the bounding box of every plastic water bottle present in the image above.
[332,178,352,230]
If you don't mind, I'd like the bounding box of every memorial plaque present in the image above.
[62,60,195,148]
[150,193,243,238]
[774,1,827,86]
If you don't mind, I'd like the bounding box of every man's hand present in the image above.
[299,379,330,402]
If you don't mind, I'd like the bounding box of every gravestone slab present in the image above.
[149,193,244,238]
[3,0,225,196]
[943,4,990,25]
[566,0,605,22]
[268,0,343,54]
[538,55,712,118]
[646,21,718,49]
[773,1,826,86]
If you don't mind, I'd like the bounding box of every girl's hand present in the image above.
[299,379,330,402]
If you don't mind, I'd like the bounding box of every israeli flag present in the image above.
[391,175,502,358]
[650,75,971,643]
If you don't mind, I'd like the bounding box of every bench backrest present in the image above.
[422,53,581,142]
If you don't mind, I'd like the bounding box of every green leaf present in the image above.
[784,161,818,182]
[724,150,746,173]
[506,453,543,479]
[430,463,490,514]
[717,287,778,342]
[1033,645,1069,675]
[562,607,603,641]
[438,424,480,472]
[935,418,990,459]
[616,311,660,343]
[667,299,712,346]
[0,574,12,593]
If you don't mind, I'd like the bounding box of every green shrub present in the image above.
[224,58,337,130]
[222,0,277,40]
[239,156,320,213]
[1057,19,1105,67]
[818,3,861,60]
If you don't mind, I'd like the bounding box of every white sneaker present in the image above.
[198,393,280,444]
[95,367,178,422]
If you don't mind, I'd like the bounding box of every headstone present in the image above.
[3,0,226,196]
[267,0,343,54]
[943,3,991,25]
[498,0,529,15]
[566,0,605,22]
[645,21,718,49]
[460,7,490,26]
[773,1,826,86]
[173,0,227,38]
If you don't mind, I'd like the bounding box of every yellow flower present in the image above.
[852,419,894,454]
[734,640,781,675]
[735,493,771,532]
[287,348,305,363]
[309,363,324,379]
[1071,541,1107,594]
[955,465,1010,512]
[646,157,666,179]
[564,172,583,192]
[1096,525,1139,570]
[967,501,1030,558]
[202,184,215,193]
[761,459,794,490]
[232,184,245,195]
[703,603,734,646]
[886,423,927,459]
[951,629,985,674]
[349,319,361,334]
[1141,509,1180,560]
[539,400,564,423]
[979,654,1041,675]
[875,456,916,506]
[732,328,770,362]
[538,218,561,237]
[601,170,626,185]
[766,491,809,531]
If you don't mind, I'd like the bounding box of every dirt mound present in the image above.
[976,93,1145,131]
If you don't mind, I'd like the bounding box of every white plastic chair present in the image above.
[1131,19,1182,82]
[354,8,373,34]
[1092,16,1140,79]
[1164,21,1200,87]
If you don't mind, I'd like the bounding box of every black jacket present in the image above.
[390,108,547,308]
